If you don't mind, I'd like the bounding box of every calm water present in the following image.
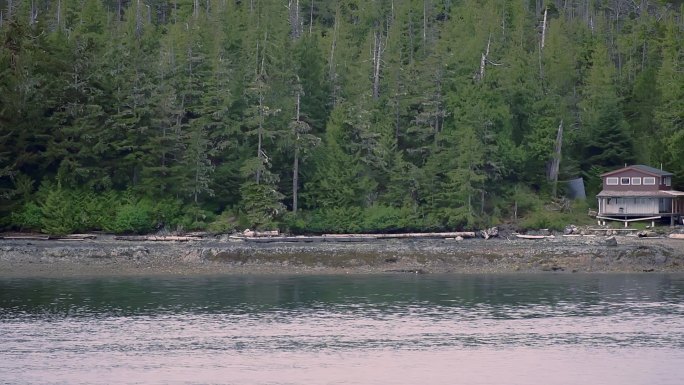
[1,273,683,385]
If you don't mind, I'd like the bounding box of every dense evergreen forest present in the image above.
[0,0,682,234]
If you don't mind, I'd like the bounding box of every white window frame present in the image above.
[665,177,672,187]
[620,177,631,185]
[643,177,656,185]
[631,177,642,185]
[606,177,619,186]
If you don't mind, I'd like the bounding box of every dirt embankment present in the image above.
[0,235,683,277]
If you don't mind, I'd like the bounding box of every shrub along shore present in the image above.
[1,234,683,278]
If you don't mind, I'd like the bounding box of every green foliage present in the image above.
[360,205,424,233]
[519,210,569,232]
[40,187,78,236]
[180,204,216,231]
[153,199,185,230]
[11,202,42,231]
[288,205,428,234]
[109,199,155,234]
[520,200,594,232]
[1,1,682,234]
[510,185,544,220]
[239,180,285,230]
[10,182,186,235]
[207,210,239,234]
[303,207,364,234]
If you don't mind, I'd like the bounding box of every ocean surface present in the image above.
[1,273,683,385]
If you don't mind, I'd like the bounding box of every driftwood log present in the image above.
[114,235,201,242]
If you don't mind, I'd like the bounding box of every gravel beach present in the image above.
[1,234,683,277]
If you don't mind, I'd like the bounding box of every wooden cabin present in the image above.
[596,165,684,226]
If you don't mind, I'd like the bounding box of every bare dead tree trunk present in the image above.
[7,0,13,20]
[475,35,491,82]
[541,7,547,50]
[256,58,265,184]
[423,0,427,53]
[29,0,38,25]
[292,91,301,213]
[194,134,201,204]
[118,0,123,22]
[548,120,563,198]
[394,92,400,140]
[135,0,144,38]
[329,10,338,79]
[372,30,384,100]
[288,0,301,39]
[193,0,199,19]
[481,190,485,215]
[435,71,444,135]
[642,40,647,71]
[538,39,544,81]
[173,0,178,23]
[329,9,339,104]
[56,0,62,30]
[514,199,518,220]
[309,0,314,35]
[253,33,268,185]
[537,7,546,81]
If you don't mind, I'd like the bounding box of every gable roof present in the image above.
[601,164,673,177]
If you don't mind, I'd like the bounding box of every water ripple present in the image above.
[2,274,684,384]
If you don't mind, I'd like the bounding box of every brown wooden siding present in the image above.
[602,170,672,192]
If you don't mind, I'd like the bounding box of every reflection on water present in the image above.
[1,274,683,384]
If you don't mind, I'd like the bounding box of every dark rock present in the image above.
[564,225,578,235]
[604,236,618,246]
[655,254,668,265]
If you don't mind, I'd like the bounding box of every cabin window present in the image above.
[631,177,641,185]
[606,177,618,186]
[664,177,672,186]
[644,177,656,185]
[620,177,630,185]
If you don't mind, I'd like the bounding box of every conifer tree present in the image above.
[578,42,634,171]
[654,20,684,181]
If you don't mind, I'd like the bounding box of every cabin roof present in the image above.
[597,190,684,197]
[601,164,673,177]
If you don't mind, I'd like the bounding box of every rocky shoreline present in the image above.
[1,234,684,277]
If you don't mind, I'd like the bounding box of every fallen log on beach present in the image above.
[0,234,50,240]
[53,234,98,240]
[514,234,555,240]
[114,235,201,242]
[322,232,477,240]
[230,232,478,243]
